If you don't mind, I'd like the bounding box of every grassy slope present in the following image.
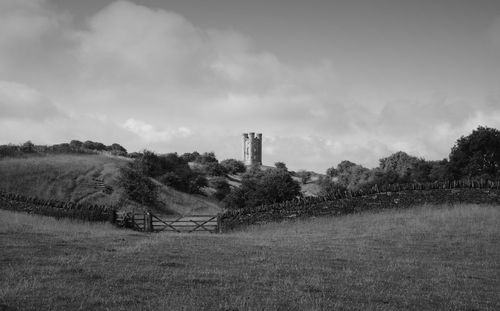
[1,204,499,310]
[0,154,222,215]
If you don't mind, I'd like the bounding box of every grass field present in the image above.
[0,154,129,205]
[1,204,499,310]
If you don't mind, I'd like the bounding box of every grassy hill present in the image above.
[0,204,498,310]
[0,154,222,215]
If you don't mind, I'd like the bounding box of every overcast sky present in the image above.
[1,0,500,172]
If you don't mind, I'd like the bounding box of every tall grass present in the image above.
[0,154,127,205]
[0,209,122,238]
[1,204,499,310]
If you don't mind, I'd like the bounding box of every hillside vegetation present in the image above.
[0,204,498,310]
[0,154,221,215]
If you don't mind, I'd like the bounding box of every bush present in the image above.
[195,152,218,164]
[117,165,158,206]
[317,176,346,196]
[204,162,227,176]
[210,177,231,200]
[448,126,500,179]
[220,159,246,174]
[180,151,200,163]
[108,143,127,156]
[224,165,301,208]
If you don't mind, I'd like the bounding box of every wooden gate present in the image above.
[115,212,220,233]
[151,214,219,233]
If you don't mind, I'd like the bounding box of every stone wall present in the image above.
[0,191,114,222]
[220,186,500,231]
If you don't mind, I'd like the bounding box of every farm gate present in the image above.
[115,212,220,233]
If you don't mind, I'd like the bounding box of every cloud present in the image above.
[0,81,64,120]
[123,118,192,142]
[0,0,499,172]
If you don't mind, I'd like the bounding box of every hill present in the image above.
[0,154,222,215]
[0,204,498,310]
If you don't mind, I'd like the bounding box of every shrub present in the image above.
[204,162,227,176]
[224,165,301,208]
[180,151,200,163]
[117,165,158,206]
[210,177,231,200]
[195,152,218,164]
[220,159,246,174]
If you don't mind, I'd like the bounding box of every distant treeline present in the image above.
[319,126,500,194]
[0,191,114,222]
[0,140,128,158]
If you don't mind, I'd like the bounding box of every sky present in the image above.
[1,0,500,172]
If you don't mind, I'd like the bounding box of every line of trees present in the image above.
[0,140,128,158]
[320,126,500,194]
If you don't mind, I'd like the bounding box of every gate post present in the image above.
[144,212,153,232]
[109,209,117,224]
[217,214,222,233]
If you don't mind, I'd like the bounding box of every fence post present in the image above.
[109,209,117,224]
[217,214,222,233]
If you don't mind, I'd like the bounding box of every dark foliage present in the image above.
[195,152,219,164]
[117,165,158,206]
[180,151,200,163]
[0,139,129,158]
[317,175,347,196]
[132,150,207,194]
[210,177,231,200]
[274,162,288,171]
[448,126,500,179]
[224,165,301,209]
[204,162,227,176]
[220,158,246,174]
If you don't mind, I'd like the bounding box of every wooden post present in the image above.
[148,212,153,232]
[144,212,153,232]
[109,209,117,224]
[217,214,222,234]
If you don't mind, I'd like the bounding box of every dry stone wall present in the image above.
[0,191,114,222]
[220,182,500,231]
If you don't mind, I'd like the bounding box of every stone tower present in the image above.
[242,132,262,166]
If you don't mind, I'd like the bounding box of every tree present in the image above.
[220,159,246,174]
[195,152,218,164]
[378,151,420,181]
[155,152,207,193]
[20,141,35,153]
[210,177,231,200]
[181,151,200,163]
[83,140,106,151]
[108,143,127,156]
[448,126,500,179]
[274,162,288,171]
[224,167,301,208]
[428,159,450,181]
[134,150,163,177]
[204,162,227,176]
[317,175,346,197]
[117,165,158,206]
[329,160,370,190]
[69,140,83,151]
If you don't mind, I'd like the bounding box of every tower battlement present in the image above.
[242,132,262,166]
